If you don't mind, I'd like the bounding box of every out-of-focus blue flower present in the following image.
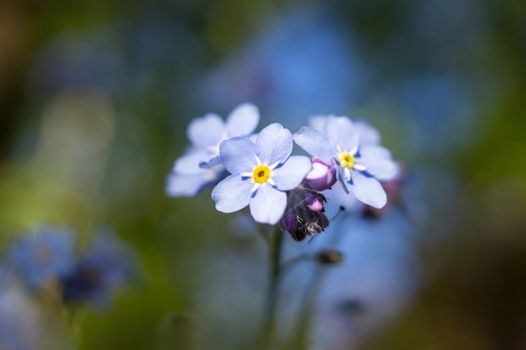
[60,233,135,306]
[294,116,398,209]
[167,103,259,197]
[6,228,75,290]
[212,123,311,224]
[0,285,42,350]
[201,9,365,128]
[0,315,31,350]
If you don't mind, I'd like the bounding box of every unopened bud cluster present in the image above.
[280,185,329,241]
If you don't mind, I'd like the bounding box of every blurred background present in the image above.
[1,0,526,349]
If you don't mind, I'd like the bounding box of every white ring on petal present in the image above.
[354,163,367,171]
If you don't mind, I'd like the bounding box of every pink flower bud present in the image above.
[305,157,337,191]
[306,192,325,212]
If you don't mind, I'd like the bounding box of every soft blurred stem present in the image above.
[65,307,83,348]
[293,263,324,349]
[41,281,83,348]
[291,219,345,349]
[257,224,271,247]
[263,225,284,348]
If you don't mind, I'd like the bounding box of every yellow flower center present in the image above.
[338,152,355,169]
[253,164,271,184]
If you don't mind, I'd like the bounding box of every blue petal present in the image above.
[199,155,222,169]
[360,145,391,159]
[355,120,380,145]
[272,156,312,191]
[249,184,287,224]
[220,137,258,174]
[293,126,334,160]
[166,172,212,197]
[187,113,226,149]
[325,116,358,151]
[309,116,328,132]
[350,171,387,209]
[226,103,260,137]
[174,150,211,174]
[212,175,253,213]
[7,229,75,289]
[359,146,398,181]
[325,182,361,211]
[256,123,293,165]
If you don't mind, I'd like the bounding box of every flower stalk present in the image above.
[263,225,284,348]
[290,221,346,349]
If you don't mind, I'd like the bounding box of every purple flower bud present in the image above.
[279,187,329,241]
[305,192,325,212]
[305,157,337,191]
[280,211,297,234]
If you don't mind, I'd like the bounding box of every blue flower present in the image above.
[294,116,398,209]
[6,228,75,290]
[212,123,312,224]
[0,313,31,350]
[60,233,135,306]
[167,103,260,197]
[0,285,40,350]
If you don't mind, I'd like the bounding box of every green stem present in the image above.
[67,307,83,348]
[293,263,324,349]
[293,219,346,349]
[257,224,271,247]
[263,225,284,348]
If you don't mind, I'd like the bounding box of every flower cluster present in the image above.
[166,103,259,197]
[167,104,400,240]
[2,228,136,307]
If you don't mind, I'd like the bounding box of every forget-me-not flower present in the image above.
[6,228,75,290]
[321,117,393,211]
[0,294,33,350]
[294,116,398,209]
[212,123,312,224]
[0,319,24,350]
[167,103,260,197]
[60,232,135,306]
